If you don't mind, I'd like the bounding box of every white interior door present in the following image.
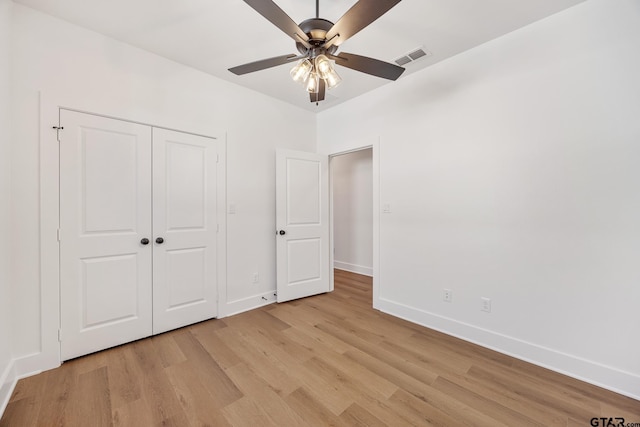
[276,149,330,302]
[60,110,153,360]
[152,128,218,334]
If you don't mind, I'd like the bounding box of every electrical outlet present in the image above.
[481,297,491,312]
[252,273,259,284]
[443,288,452,303]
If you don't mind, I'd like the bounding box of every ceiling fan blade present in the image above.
[242,0,311,48]
[324,0,402,48]
[229,54,298,75]
[329,52,405,80]
[310,79,326,103]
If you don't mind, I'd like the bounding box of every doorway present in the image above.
[330,148,374,298]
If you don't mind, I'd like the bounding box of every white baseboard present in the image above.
[13,350,59,381]
[0,359,17,418]
[223,291,277,318]
[334,261,373,277]
[376,297,640,401]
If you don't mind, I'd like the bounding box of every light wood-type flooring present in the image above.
[2,270,639,426]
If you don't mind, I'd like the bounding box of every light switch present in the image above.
[382,203,391,213]
[228,203,236,214]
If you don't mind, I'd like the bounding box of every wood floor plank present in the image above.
[303,356,393,404]
[111,398,155,427]
[190,323,243,370]
[0,396,40,427]
[431,375,543,427]
[68,366,113,427]
[435,371,568,426]
[320,322,440,387]
[32,362,77,426]
[283,387,343,427]
[279,357,357,415]
[339,402,387,427]
[466,364,592,423]
[378,339,472,377]
[130,338,192,425]
[225,363,307,426]
[298,338,399,400]
[222,396,280,427]
[164,360,233,427]
[170,329,243,407]
[281,319,353,354]
[149,330,187,368]
[104,345,144,410]
[349,391,416,427]
[387,388,468,427]
[213,326,303,397]
[3,269,639,426]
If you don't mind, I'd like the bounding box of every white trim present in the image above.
[376,297,640,401]
[0,359,17,417]
[37,92,63,375]
[334,261,373,277]
[38,91,227,374]
[372,139,380,308]
[224,291,278,317]
[216,133,228,318]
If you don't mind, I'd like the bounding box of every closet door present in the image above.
[152,128,218,334]
[60,110,153,360]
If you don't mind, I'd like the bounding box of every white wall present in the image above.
[318,0,640,399]
[0,0,16,413]
[332,149,373,276]
[9,4,316,372]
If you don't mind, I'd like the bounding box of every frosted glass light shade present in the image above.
[315,54,333,79]
[305,71,320,93]
[290,59,312,84]
[325,69,342,89]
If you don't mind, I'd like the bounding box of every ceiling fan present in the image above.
[229,0,406,104]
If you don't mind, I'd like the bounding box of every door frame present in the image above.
[30,92,227,374]
[328,140,380,308]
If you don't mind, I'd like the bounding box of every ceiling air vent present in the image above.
[394,47,431,67]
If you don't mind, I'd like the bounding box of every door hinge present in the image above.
[216,154,219,163]
[53,126,64,142]
[57,229,61,242]
[216,224,219,233]
[58,329,62,342]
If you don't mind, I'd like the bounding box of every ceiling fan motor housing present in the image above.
[296,18,339,56]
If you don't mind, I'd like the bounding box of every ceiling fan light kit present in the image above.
[229,0,406,104]
[290,59,313,84]
[290,54,342,94]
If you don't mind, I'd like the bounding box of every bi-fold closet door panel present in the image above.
[59,110,217,361]
[152,128,218,335]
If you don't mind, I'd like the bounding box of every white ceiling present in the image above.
[14,0,586,112]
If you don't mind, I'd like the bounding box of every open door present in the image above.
[276,149,330,303]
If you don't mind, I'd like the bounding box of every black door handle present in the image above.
[156,237,164,244]
[141,238,150,245]
[279,230,286,235]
